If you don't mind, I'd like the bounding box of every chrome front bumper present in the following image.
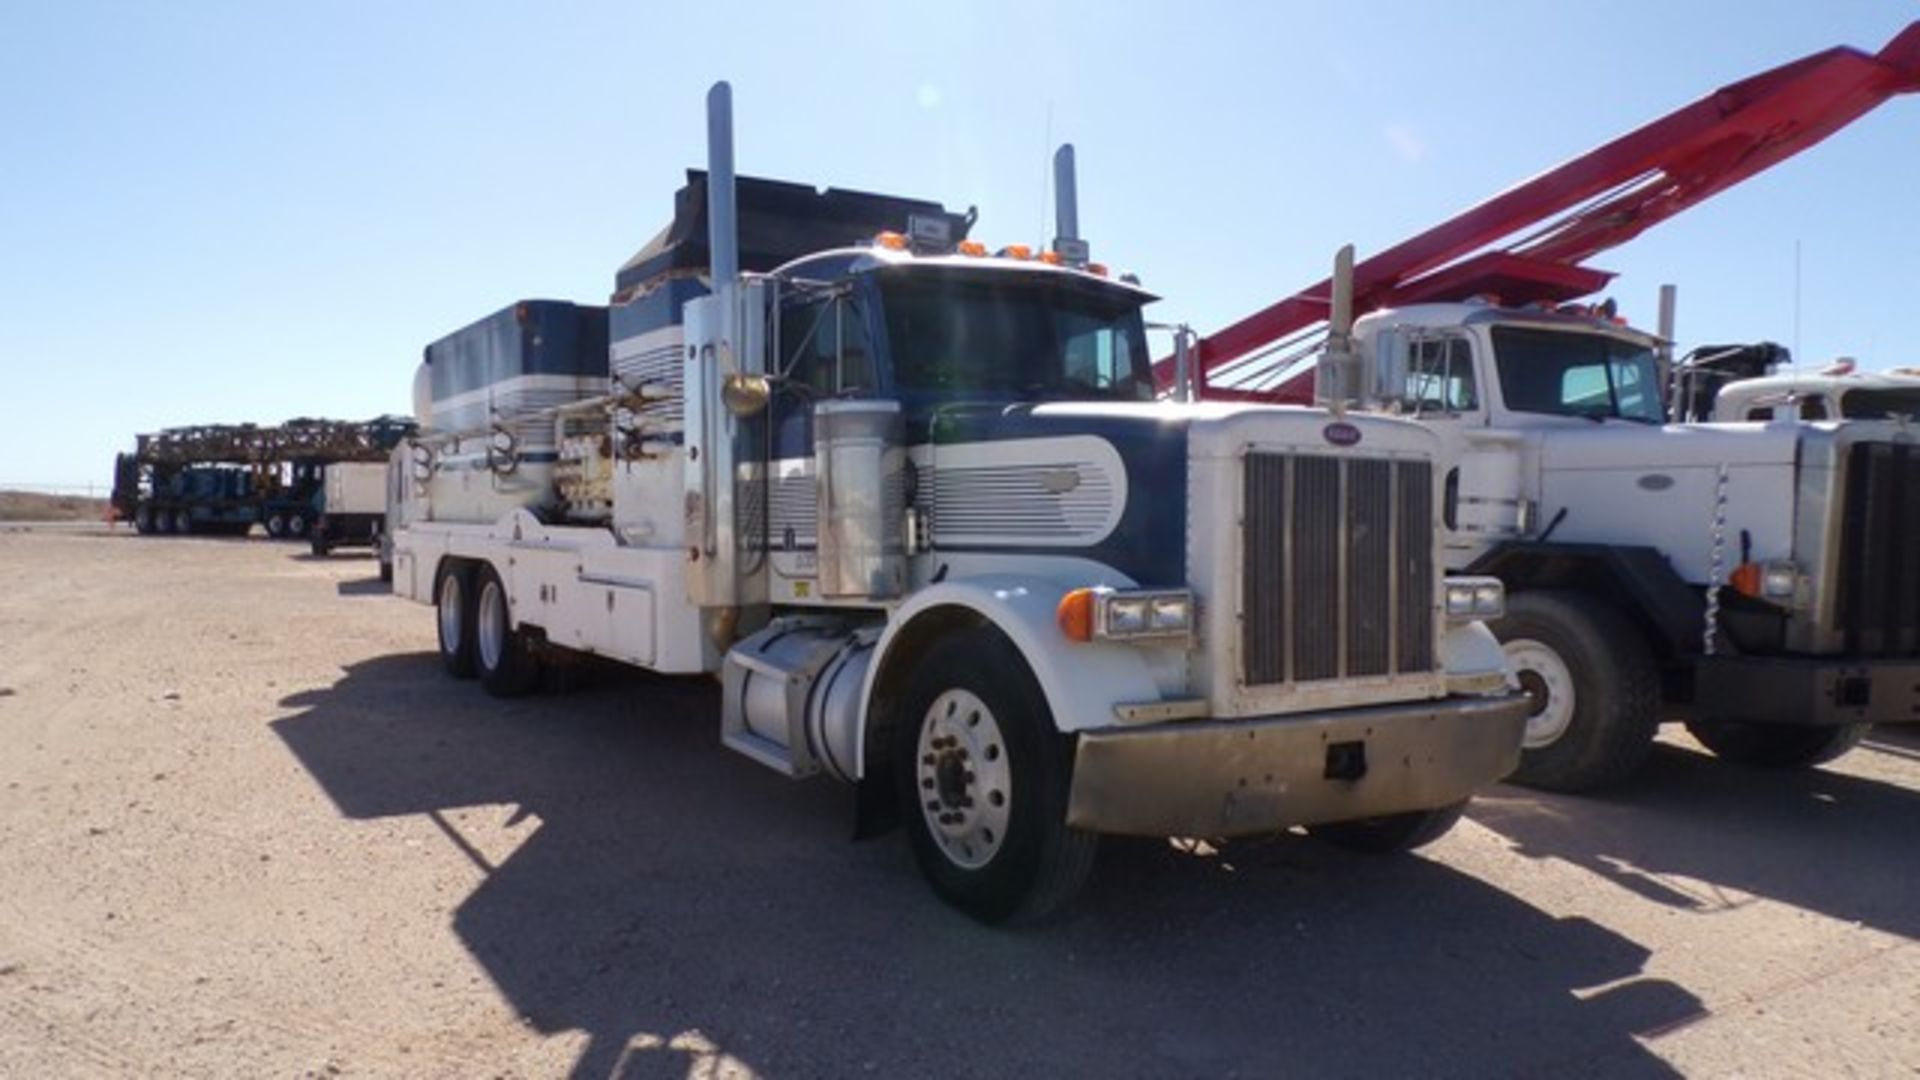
[1066,693,1529,838]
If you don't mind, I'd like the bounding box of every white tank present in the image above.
[411,362,433,430]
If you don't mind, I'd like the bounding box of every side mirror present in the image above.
[1372,328,1408,404]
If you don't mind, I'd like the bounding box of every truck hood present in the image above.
[1538,421,1799,470]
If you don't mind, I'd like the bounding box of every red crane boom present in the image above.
[1168,21,1920,404]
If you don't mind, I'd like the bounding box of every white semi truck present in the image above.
[1281,298,1920,791]
[386,85,1525,922]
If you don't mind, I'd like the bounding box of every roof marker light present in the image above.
[998,243,1033,260]
[875,231,909,251]
[956,240,987,256]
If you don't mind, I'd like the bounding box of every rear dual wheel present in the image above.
[474,565,541,697]
[435,564,477,678]
[436,562,541,695]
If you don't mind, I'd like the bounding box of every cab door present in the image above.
[1395,332,1526,562]
[767,289,877,592]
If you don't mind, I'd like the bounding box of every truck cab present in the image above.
[1347,301,1920,789]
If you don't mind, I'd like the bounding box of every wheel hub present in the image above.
[1503,638,1576,750]
[915,689,1013,870]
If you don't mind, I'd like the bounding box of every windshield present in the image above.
[1841,388,1920,420]
[880,270,1154,401]
[1493,326,1665,422]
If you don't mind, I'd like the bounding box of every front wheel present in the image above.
[1308,800,1469,854]
[1684,719,1868,769]
[893,627,1097,925]
[1492,590,1660,792]
[474,564,542,697]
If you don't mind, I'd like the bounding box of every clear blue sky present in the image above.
[2,1,1915,489]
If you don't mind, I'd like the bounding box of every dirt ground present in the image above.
[1,526,1915,1078]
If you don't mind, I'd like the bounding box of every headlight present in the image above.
[1056,586,1196,643]
[1761,561,1798,600]
[1148,594,1191,632]
[1443,576,1504,620]
[1106,596,1150,635]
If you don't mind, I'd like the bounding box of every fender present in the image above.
[855,575,1170,780]
[1467,541,1704,659]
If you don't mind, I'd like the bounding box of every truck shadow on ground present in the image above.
[275,656,1698,1079]
[1469,732,1920,940]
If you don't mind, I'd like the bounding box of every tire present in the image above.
[1309,799,1469,854]
[435,562,477,679]
[174,509,194,535]
[266,513,287,539]
[154,509,175,535]
[310,535,330,556]
[474,564,542,697]
[134,506,154,534]
[1684,719,1869,769]
[378,559,394,584]
[893,627,1097,924]
[287,513,309,539]
[1491,590,1660,792]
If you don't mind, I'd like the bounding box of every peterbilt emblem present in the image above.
[1637,473,1675,491]
[1322,422,1362,447]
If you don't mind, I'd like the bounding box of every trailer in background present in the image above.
[111,416,415,539]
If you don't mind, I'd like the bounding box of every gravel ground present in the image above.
[1,527,1916,1078]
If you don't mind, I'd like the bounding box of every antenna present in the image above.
[1793,239,1803,361]
[1040,101,1053,246]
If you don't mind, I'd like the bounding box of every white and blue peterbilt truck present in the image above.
[388,85,1526,922]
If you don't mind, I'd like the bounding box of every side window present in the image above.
[1061,318,1134,390]
[779,296,872,395]
[1404,337,1477,412]
[1610,357,1652,417]
[1800,396,1829,420]
[837,301,873,393]
[1747,407,1775,421]
[1561,364,1610,411]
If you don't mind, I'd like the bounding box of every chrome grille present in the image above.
[1837,441,1920,656]
[1242,452,1434,686]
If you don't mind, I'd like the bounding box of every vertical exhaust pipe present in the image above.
[706,81,739,288]
[1657,283,1679,418]
[1053,144,1079,244]
[1319,244,1357,415]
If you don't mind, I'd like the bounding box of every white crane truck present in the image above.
[1284,300,1920,791]
[1173,24,1920,791]
[387,85,1525,922]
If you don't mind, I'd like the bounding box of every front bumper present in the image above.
[1066,693,1529,838]
[1695,654,1920,727]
